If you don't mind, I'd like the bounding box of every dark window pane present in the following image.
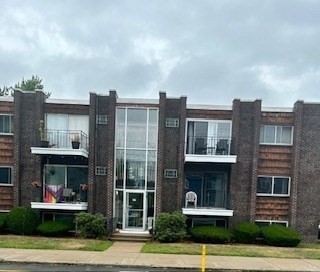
[0,168,11,184]
[274,177,289,195]
[257,177,272,194]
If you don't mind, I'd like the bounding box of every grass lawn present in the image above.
[0,235,112,251]
[142,242,320,259]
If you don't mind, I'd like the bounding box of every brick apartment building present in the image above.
[0,89,319,243]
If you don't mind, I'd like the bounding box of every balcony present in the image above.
[31,130,89,158]
[185,136,237,163]
[182,191,233,217]
[31,184,88,211]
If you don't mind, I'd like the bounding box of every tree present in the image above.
[0,75,51,98]
[15,75,44,91]
[0,86,10,96]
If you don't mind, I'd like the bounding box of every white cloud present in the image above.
[251,65,301,93]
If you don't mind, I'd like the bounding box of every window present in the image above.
[0,115,13,134]
[260,125,293,145]
[95,166,107,175]
[0,167,12,185]
[186,120,232,155]
[97,115,108,124]
[166,118,179,128]
[257,176,290,196]
[164,169,177,178]
[255,220,288,227]
[45,165,87,191]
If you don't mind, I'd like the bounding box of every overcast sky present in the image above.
[1,0,319,106]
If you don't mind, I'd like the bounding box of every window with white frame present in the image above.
[166,118,179,128]
[97,115,108,125]
[164,169,177,178]
[260,125,293,145]
[257,176,290,196]
[95,166,107,175]
[0,167,13,185]
[0,115,13,134]
[255,220,288,227]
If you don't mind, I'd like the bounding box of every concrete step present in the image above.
[110,232,152,242]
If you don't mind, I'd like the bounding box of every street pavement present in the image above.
[0,242,320,271]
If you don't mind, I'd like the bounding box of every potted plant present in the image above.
[39,120,49,147]
[71,133,80,149]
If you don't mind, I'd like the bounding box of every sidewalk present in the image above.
[0,242,320,271]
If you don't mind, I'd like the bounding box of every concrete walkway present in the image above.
[0,242,320,271]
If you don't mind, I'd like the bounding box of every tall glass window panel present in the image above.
[217,123,231,139]
[194,122,208,154]
[116,150,124,189]
[257,177,272,194]
[280,127,292,144]
[69,115,89,136]
[203,173,226,208]
[265,126,275,143]
[126,150,146,189]
[46,114,68,147]
[148,109,158,149]
[115,190,123,228]
[67,167,88,193]
[126,109,147,149]
[147,151,156,190]
[274,177,289,195]
[116,109,125,148]
[45,165,65,186]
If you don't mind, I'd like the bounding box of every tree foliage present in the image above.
[0,75,51,98]
[15,75,44,91]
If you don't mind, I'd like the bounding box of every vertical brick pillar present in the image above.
[291,101,320,243]
[13,90,45,207]
[290,101,303,229]
[88,93,97,213]
[229,99,261,227]
[176,96,187,209]
[156,92,166,214]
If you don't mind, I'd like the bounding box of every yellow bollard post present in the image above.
[201,244,206,272]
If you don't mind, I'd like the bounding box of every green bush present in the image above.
[234,222,261,244]
[74,212,106,238]
[155,211,187,242]
[7,207,38,235]
[0,213,7,231]
[261,225,301,247]
[37,221,74,237]
[190,226,232,244]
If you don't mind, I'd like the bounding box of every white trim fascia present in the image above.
[31,147,88,158]
[262,107,293,112]
[187,104,232,110]
[182,208,233,217]
[46,99,89,105]
[117,98,159,104]
[185,154,237,163]
[31,202,88,211]
[0,97,14,102]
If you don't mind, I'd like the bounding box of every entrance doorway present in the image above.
[125,192,144,230]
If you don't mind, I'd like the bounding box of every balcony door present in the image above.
[125,191,145,230]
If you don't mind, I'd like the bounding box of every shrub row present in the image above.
[37,221,74,237]
[155,211,187,242]
[74,212,106,238]
[0,207,106,239]
[189,226,232,244]
[154,212,301,247]
[261,225,301,247]
[0,213,7,231]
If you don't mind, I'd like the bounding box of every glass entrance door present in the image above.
[125,192,144,229]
